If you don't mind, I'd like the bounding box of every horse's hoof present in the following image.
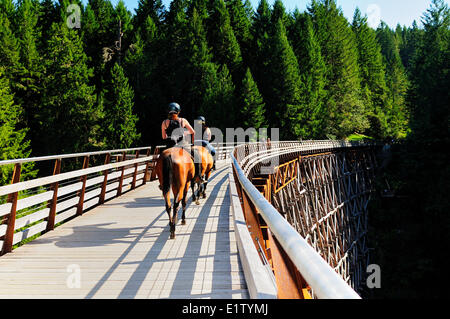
[195,200,200,205]
[170,233,175,239]
[202,193,206,199]
[181,220,186,225]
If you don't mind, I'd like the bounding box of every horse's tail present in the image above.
[162,154,173,194]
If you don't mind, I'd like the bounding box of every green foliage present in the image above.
[290,12,327,139]
[0,0,447,299]
[309,0,368,138]
[134,0,165,28]
[408,0,449,143]
[0,0,426,150]
[352,8,389,139]
[0,67,35,185]
[102,63,140,148]
[239,67,265,130]
[40,22,100,154]
[0,8,22,84]
[207,0,243,85]
[376,22,410,139]
[225,0,252,64]
[268,19,304,140]
[366,0,449,299]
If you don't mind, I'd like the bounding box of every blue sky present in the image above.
[101,0,446,28]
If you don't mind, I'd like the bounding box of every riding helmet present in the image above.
[168,102,181,114]
[196,116,206,124]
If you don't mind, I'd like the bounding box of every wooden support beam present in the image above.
[99,153,111,204]
[267,228,312,299]
[76,156,90,216]
[116,152,126,196]
[150,147,162,181]
[46,159,61,231]
[1,163,22,255]
[142,148,151,185]
[131,150,140,189]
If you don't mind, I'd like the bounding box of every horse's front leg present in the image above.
[191,180,197,204]
[202,170,212,198]
[195,183,201,205]
[170,202,178,239]
[164,192,175,239]
[181,182,189,225]
[202,181,208,198]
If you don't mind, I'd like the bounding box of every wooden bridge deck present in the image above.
[0,162,249,299]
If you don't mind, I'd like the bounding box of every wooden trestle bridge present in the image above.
[0,141,378,299]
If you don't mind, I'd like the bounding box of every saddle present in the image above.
[174,140,205,183]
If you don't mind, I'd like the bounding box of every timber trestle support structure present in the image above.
[230,141,378,299]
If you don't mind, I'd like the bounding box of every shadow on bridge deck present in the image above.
[0,163,249,299]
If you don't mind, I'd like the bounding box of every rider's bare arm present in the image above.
[161,120,168,139]
[182,119,195,143]
[204,127,212,142]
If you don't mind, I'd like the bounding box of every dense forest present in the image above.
[2,0,418,165]
[0,0,449,298]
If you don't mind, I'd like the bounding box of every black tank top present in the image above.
[165,119,184,144]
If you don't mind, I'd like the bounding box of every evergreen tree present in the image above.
[269,19,304,139]
[40,21,100,155]
[160,0,190,106]
[115,0,134,62]
[376,1,450,298]
[199,64,236,131]
[352,8,390,139]
[124,15,163,145]
[13,0,45,152]
[309,0,367,138]
[240,67,266,130]
[376,22,410,138]
[290,12,327,139]
[0,7,22,85]
[0,68,35,185]
[185,6,214,117]
[102,63,140,148]
[398,21,424,73]
[207,0,243,86]
[251,0,272,52]
[0,0,15,21]
[133,0,165,29]
[37,0,59,46]
[271,0,288,30]
[408,0,449,143]
[82,0,118,93]
[225,0,252,65]
[250,0,272,119]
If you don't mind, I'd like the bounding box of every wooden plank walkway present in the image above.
[0,162,249,299]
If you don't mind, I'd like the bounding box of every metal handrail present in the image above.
[230,142,362,299]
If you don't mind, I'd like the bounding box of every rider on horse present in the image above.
[194,116,216,171]
[161,102,205,182]
[161,102,195,149]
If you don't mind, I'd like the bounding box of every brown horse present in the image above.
[155,147,195,239]
[190,145,214,205]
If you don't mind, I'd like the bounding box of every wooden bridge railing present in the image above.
[0,147,156,256]
[229,141,374,299]
[0,142,245,256]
